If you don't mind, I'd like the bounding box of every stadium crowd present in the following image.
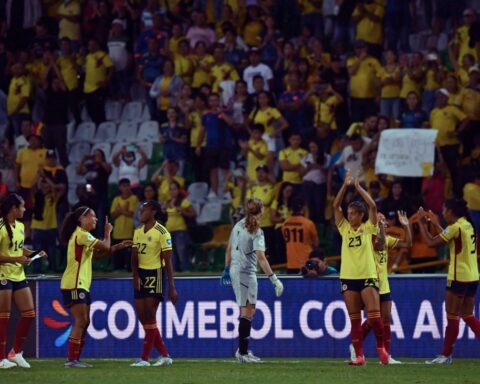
[0,0,479,273]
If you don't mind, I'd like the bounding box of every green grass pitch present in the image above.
[1,359,478,384]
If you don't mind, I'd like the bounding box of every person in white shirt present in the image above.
[333,134,371,182]
[14,119,31,152]
[243,49,273,94]
[300,139,331,223]
[186,11,216,49]
[112,144,148,195]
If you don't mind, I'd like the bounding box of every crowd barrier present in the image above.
[29,275,480,358]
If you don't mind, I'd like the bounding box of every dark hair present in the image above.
[0,194,24,248]
[170,180,186,207]
[93,148,107,162]
[143,200,168,225]
[60,206,91,244]
[289,131,301,139]
[278,182,294,208]
[119,178,130,186]
[143,183,158,201]
[309,247,325,261]
[251,123,265,133]
[253,74,264,82]
[291,196,305,213]
[348,201,368,223]
[444,198,477,238]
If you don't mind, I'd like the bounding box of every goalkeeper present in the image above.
[220,198,284,363]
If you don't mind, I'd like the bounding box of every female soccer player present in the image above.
[60,206,132,368]
[0,193,47,369]
[418,199,480,364]
[350,211,412,364]
[130,201,178,367]
[333,170,389,365]
[221,198,284,363]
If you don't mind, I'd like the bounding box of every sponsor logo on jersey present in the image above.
[167,238,172,246]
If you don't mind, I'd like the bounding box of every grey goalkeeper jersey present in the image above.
[230,218,266,273]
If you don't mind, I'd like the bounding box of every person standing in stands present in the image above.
[83,39,114,125]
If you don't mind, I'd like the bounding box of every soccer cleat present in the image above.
[235,349,261,363]
[349,344,356,361]
[348,355,366,366]
[152,356,173,366]
[0,358,16,369]
[130,359,151,367]
[8,350,30,368]
[64,360,90,368]
[426,355,453,365]
[388,356,402,364]
[377,347,389,365]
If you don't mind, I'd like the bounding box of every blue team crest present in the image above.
[148,237,152,242]
[87,233,95,241]
[443,228,449,235]
[167,238,172,246]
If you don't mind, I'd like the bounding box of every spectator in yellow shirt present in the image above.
[15,124,47,239]
[279,132,309,185]
[110,178,139,271]
[83,38,114,125]
[239,124,268,183]
[58,38,82,124]
[347,40,381,122]
[210,43,240,92]
[450,8,479,62]
[463,172,480,232]
[352,0,385,58]
[429,89,469,196]
[56,0,82,47]
[7,63,31,137]
[165,180,197,272]
[458,66,480,156]
[379,50,401,121]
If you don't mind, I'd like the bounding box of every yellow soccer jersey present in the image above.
[279,147,309,184]
[440,217,479,282]
[133,222,172,270]
[0,220,25,282]
[338,219,378,279]
[374,234,399,295]
[246,183,275,228]
[60,227,98,292]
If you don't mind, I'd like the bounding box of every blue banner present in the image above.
[37,276,480,358]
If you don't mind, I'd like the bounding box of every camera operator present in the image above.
[301,248,338,278]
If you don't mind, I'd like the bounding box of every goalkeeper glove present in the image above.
[269,273,284,297]
[220,266,231,286]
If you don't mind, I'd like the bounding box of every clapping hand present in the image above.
[344,169,353,186]
[397,210,409,226]
[105,216,113,235]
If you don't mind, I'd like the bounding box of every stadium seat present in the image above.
[196,201,222,224]
[117,121,138,142]
[94,122,117,143]
[108,166,119,184]
[187,182,209,203]
[71,122,96,143]
[69,142,91,163]
[105,101,122,122]
[139,165,148,181]
[67,184,79,206]
[138,141,153,157]
[120,101,143,122]
[141,104,151,122]
[91,142,112,161]
[80,105,91,122]
[137,120,159,142]
[67,121,75,143]
[65,164,83,184]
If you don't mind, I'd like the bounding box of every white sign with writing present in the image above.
[375,129,438,177]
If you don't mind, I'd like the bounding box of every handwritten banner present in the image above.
[375,129,438,177]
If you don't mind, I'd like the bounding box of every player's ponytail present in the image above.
[0,193,24,248]
[245,198,263,234]
[60,206,91,244]
[445,198,477,240]
[144,200,168,225]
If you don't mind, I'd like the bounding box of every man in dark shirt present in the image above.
[42,76,69,167]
